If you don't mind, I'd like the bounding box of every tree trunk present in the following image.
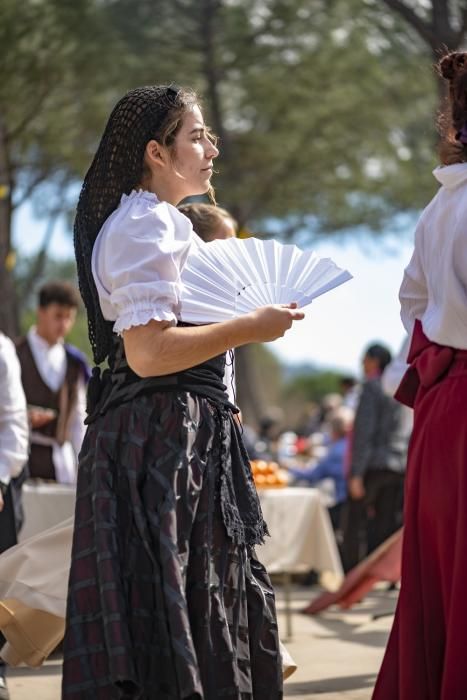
[196,0,265,422]
[381,1,466,127]
[431,0,459,51]
[199,0,231,157]
[234,344,264,427]
[0,114,18,337]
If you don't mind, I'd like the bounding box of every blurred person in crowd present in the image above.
[318,392,343,437]
[287,408,352,529]
[303,393,346,470]
[0,332,29,700]
[255,406,284,459]
[374,52,467,699]
[320,392,343,418]
[341,343,408,572]
[239,422,261,459]
[295,401,321,438]
[339,375,359,411]
[15,281,89,484]
[380,338,409,397]
[381,335,413,443]
[179,202,237,405]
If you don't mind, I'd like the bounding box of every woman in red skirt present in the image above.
[373,51,467,700]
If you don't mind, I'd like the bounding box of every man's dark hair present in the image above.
[365,343,392,372]
[38,281,80,309]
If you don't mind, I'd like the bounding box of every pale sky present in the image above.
[13,203,415,376]
[271,235,414,375]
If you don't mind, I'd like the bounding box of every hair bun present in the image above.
[439,52,467,81]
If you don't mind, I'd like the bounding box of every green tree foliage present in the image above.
[105,0,440,235]
[4,0,462,419]
[375,0,467,62]
[3,0,450,314]
[0,0,125,333]
[0,0,123,204]
[98,0,442,418]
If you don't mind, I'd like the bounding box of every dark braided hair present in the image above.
[74,85,198,365]
[438,52,467,166]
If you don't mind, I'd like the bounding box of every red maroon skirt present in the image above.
[373,321,467,700]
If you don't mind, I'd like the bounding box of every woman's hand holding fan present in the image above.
[246,303,305,342]
[179,237,352,324]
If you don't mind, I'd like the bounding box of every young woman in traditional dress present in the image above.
[62,85,303,699]
[373,52,467,700]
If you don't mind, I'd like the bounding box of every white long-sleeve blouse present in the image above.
[92,190,201,334]
[0,333,29,484]
[400,163,467,349]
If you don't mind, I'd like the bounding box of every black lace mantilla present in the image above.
[86,336,268,548]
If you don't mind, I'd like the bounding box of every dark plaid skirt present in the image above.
[62,391,282,699]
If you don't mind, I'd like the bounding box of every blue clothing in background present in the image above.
[288,437,348,504]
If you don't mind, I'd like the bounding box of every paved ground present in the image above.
[5,585,396,700]
[280,586,395,700]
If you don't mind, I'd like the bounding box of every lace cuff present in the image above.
[113,303,177,335]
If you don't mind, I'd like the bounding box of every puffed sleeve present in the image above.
[399,215,428,335]
[92,192,194,334]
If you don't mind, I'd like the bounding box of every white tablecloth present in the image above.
[257,487,343,578]
[6,485,341,649]
[19,483,76,542]
[18,484,343,580]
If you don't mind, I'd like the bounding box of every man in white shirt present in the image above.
[0,332,29,700]
[15,281,89,484]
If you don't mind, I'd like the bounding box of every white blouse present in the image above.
[0,333,29,484]
[400,163,467,349]
[92,190,201,334]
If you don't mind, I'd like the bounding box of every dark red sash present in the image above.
[395,319,467,408]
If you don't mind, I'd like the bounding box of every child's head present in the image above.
[179,203,237,242]
[438,52,467,165]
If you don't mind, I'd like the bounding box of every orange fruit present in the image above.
[255,460,269,473]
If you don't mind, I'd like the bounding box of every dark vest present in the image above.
[15,336,82,480]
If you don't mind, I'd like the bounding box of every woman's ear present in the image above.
[145,139,167,168]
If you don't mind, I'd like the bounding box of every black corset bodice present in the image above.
[86,332,234,422]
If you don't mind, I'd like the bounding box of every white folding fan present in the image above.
[179,237,352,324]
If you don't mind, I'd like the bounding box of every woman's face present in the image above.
[169,105,219,201]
